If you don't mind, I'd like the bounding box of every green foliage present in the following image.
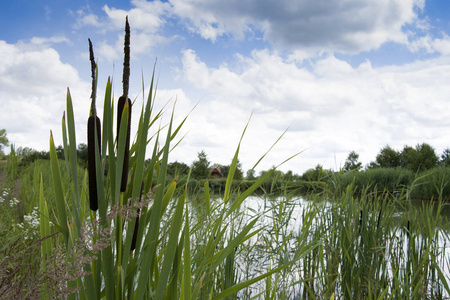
[245,168,256,180]
[0,129,9,153]
[374,145,401,168]
[441,148,450,167]
[409,166,450,200]
[191,150,211,179]
[370,143,438,172]
[32,26,304,299]
[339,167,414,194]
[343,150,362,172]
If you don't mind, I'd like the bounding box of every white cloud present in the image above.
[74,1,175,63]
[0,40,90,151]
[176,48,450,172]
[30,35,71,46]
[411,34,450,56]
[169,0,421,52]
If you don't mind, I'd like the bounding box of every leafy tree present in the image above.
[375,145,401,168]
[302,164,329,181]
[400,143,438,172]
[246,169,256,180]
[399,145,417,171]
[343,151,362,172]
[414,143,438,171]
[282,170,294,181]
[191,150,210,179]
[16,147,35,157]
[440,148,450,167]
[167,161,190,177]
[0,129,9,154]
[77,143,88,161]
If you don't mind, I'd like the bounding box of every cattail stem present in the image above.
[87,39,101,211]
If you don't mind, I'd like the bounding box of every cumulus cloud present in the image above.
[0,40,90,151]
[176,48,450,172]
[74,0,428,61]
[75,0,175,62]
[169,0,422,52]
[407,33,450,55]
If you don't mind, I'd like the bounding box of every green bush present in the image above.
[410,167,450,200]
[339,168,414,195]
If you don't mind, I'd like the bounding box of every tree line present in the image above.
[2,128,449,183]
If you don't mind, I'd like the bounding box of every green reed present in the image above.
[32,17,310,299]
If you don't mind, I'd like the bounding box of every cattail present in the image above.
[117,16,132,193]
[130,182,144,251]
[87,38,101,211]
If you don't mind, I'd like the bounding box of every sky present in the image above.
[1,0,450,175]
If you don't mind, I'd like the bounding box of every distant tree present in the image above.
[16,146,35,157]
[56,145,64,160]
[246,169,256,180]
[375,145,401,168]
[415,143,438,171]
[191,150,210,179]
[343,151,362,172]
[399,145,417,171]
[282,170,294,181]
[77,143,88,162]
[214,159,244,180]
[233,159,244,180]
[167,161,190,177]
[440,148,450,167]
[0,129,9,153]
[302,164,327,181]
[400,143,437,172]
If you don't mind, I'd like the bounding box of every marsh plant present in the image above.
[2,17,450,300]
[29,17,308,299]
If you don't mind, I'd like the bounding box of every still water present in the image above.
[217,195,450,298]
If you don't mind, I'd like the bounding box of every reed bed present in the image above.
[1,17,449,299]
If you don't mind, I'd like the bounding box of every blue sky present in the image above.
[1,0,450,174]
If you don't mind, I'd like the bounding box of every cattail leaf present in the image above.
[182,202,191,300]
[154,190,185,299]
[92,116,115,300]
[102,77,112,158]
[64,90,82,233]
[49,131,69,245]
[135,105,174,300]
[211,261,297,300]
[39,174,51,259]
[210,218,261,269]
[121,68,155,273]
[103,78,117,205]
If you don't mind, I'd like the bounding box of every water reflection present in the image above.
[205,195,450,298]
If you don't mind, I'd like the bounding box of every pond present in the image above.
[205,194,450,299]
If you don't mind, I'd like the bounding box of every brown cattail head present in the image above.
[88,115,101,211]
[87,38,101,211]
[117,96,132,192]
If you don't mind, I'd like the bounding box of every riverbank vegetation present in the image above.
[1,18,450,299]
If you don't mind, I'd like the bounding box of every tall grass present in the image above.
[34,19,309,299]
[1,17,449,299]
